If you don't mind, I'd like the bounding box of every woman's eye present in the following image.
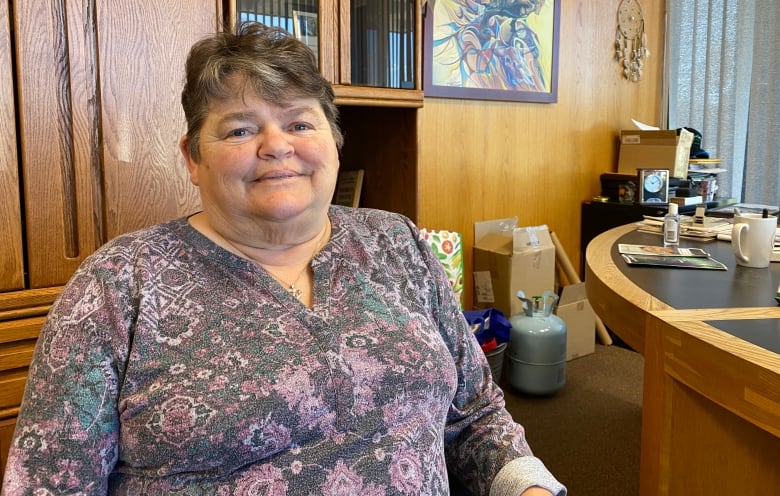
[292,123,312,132]
[227,128,248,138]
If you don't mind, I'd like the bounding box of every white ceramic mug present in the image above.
[731,213,777,268]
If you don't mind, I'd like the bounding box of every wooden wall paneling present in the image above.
[0,1,24,291]
[417,0,666,309]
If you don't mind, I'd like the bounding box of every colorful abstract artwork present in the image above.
[424,0,560,102]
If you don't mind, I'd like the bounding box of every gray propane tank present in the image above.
[507,290,567,395]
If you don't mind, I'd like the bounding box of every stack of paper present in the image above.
[636,215,732,241]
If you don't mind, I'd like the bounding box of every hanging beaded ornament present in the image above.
[615,0,650,82]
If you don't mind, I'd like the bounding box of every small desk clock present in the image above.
[638,168,669,204]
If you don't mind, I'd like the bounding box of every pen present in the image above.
[763,208,769,218]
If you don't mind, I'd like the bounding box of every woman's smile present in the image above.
[255,168,307,182]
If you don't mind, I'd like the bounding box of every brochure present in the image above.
[618,244,710,258]
[621,253,728,270]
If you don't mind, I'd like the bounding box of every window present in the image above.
[666,0,779,205]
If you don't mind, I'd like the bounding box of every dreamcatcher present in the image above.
[615,0,649,82]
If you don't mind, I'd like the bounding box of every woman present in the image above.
[2,23,565,495]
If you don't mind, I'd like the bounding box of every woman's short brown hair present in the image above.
[181,22,343,161]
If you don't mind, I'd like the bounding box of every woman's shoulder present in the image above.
[83,217,193,264]
[329,205,416,235]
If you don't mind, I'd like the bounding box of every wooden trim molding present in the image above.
[0,287,62,315]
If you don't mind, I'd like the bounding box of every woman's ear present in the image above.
[179,135,199,186]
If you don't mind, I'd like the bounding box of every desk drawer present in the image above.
[0,369,29,414]
[0,339,36,373]
[0,317,44,344]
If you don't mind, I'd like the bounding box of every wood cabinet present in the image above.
[0,0,423,480]
[0,418,15,483]
[15,1,219,289]
[0,0,222,482]
[231,0,423,106]
[0,1,23,293]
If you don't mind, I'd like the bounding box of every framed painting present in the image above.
[293,10,319,63]
[424,0,561,103]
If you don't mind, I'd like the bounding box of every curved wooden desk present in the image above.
[585,224,780,496]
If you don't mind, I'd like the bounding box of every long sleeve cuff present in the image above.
[490,456,567,496]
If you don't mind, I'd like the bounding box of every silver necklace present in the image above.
[266,223,329,299]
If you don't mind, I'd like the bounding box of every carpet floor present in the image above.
[499,343,644,496]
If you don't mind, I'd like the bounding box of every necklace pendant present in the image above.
[287,285,303,299]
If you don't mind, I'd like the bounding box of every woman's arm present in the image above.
[2,256,131,494]
[408,220,566,496]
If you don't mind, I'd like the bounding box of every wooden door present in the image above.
[15,1,217,289]
[97,1,213,241]
[0,1,23,292]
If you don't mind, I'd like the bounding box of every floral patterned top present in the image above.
[2,206,565,496]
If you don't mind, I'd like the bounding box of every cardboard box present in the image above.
[617,129,693,178]
[473,219,555,317]
[555,283,596,361]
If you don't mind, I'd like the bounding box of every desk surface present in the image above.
[586,223,780,359]
[585,223,780,495]
[608,228,780,353]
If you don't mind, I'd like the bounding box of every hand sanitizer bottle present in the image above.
[663,203,680,248]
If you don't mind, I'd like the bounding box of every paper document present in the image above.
[618,244,710,257]
[636,215,732,241]
[631,118,659,130]
[621,254,727,270]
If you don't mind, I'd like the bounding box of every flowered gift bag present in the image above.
[420,228,464,308]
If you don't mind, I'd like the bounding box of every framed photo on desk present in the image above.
[637,168,669,204]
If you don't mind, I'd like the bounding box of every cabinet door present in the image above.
[97,2,215,241]
[0,1,23,291]
[232,0,422,106]
[15,1,217,288]
[340,0,418,88]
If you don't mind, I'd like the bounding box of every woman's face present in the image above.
[181,88,339,228]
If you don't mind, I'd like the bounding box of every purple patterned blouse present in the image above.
[2,206,565,496]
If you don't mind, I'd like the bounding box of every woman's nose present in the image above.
[257,126,294,160]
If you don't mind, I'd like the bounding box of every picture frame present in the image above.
[292,10,318,64]
[637,168,670,204]
[333,170,365,208]
[423,0,561,103]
